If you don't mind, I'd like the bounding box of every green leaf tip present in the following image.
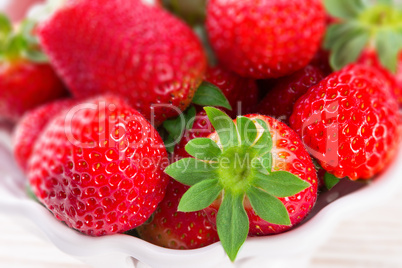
[164,158,218,186]
[204,107,239,149]
[324,172,341,190]
[247,186,291,226]
[185,137,222,160]
[253,171,311,198]
[193,81,232,110]
[217,192,248,262]
[178,179,222,212]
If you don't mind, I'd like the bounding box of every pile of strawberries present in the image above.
[1,0,401,262]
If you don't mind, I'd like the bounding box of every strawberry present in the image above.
[257,65,325,125]
[358,50,402,106]
[13,98,76,172]
[38,0,207,125]
[205,0,326,79]
[136,179,219,249]
[28,95,170,236]
[204,65,259,118]
[165,107,318,261]
[290,64,400,180]
[0,16,67,122]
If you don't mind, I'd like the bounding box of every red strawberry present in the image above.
[358,50,402,106]
[38,0,207,125]
[257,65,325,124]
[204,66,259,118]
[290,64,400,180]
[0,16,67,122]
[166,108,318,260]
[206,0,326,79]
[136,179,219,249]
[28,95,170,236]
[13,98,76,172]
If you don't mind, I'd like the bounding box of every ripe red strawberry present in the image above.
[166,108,318,261]
[290,64,400,180]
[38,0,207,125]
[0,16,67,122]
[257,65,325,124]
[204,66,258,118]
[206,0,326,79]
[358,50,402,106]
[136,179,219,249]
[13,98,76,172]
[28,95,170,236]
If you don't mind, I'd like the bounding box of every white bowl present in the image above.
[1,124,402,268]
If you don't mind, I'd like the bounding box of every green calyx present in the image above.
[324,0,402,73]
[0,13,47,63]
[165,107,311,262]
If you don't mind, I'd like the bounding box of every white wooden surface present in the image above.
[1,185,402,268]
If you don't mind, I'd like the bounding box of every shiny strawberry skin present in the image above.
[38,0,206,125]
[204,66,259,118]
[206,0,326,79]
[257,65,325,124]
[13,98,76,172]
[290,64,400,180]
[358,50,402,106]
[28,95,170,236]
[137,179,219,249]
[0,61,67,121]
[204,115,318,235]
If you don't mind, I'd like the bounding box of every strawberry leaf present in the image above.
[253,171,311,198]
[252,118,272,155]
[258,153,273,172]
[192,81,232,110]
[329,25,370,71]
[165,158,218,186]
[324,23,357,50]
[217,192,248,262]
[0,13,12,50]
[236,116,257,147]
[324,172,341,190]
[204,107,239,149]
[178,179,222,212]
[324,0,367,19]
[163,106,196,149]
[375,29,402,73]
[185,137,222,160]
[247,186,291,226]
